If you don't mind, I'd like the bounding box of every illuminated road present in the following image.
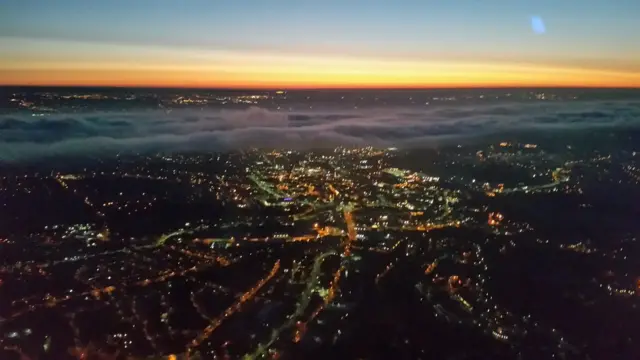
[323,206,357,309]
[341,204,357,258]
[249,174,285,198]
[498,169,570,194]
[154,224,209,247]
[286,206,358,345]
[244,251,336,360]
[186,260,281,356]
[155,229,187,247]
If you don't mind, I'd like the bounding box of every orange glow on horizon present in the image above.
[3,68,639,89]
[2,38,639,89]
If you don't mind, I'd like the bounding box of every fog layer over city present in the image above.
[1,99,639,161]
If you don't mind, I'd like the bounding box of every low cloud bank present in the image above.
[1,100,639,161]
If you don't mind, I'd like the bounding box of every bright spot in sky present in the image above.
[531,16,546,34]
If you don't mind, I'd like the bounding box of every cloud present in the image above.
[1,100,639,162]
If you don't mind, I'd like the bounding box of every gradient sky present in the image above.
[1,0,639,88]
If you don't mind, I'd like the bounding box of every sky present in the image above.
[1,0,639,88]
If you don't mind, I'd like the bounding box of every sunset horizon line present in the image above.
[2,83,639,90]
